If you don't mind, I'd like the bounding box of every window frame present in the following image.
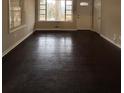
[9,0,26,33]
[37,0,74,22]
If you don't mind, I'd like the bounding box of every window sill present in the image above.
[9,24,27,33]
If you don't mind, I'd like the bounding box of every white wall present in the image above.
[93,0,101,33]
[100,0,121,47]
[93,0,121,47]
[2,0,35,56]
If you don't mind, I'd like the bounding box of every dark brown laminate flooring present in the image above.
[3,31,121,93]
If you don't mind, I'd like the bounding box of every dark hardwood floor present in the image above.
[3,31,121,93]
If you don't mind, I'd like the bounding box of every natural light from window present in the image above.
[38,0,73,21]
[9,0,24,29]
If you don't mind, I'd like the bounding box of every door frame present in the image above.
[76,0,93,30]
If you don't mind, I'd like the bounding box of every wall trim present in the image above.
[100,34,121,48]
[3,30,120,57]
[34,28,93,31]
[35,29,77,31]
[2,31,34,57]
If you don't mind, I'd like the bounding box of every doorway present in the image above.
[76,0,93,30]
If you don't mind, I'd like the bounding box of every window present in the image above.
[9,0,24,30]
[38,0,73,21]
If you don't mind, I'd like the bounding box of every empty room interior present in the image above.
[2,0,121,93]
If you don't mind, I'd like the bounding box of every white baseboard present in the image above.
[2,31,34,57]
[34,28,93,31]
[35,29,77,31]
[100,34,121,48]
[5,30,116,57]
[77,28,92,31]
